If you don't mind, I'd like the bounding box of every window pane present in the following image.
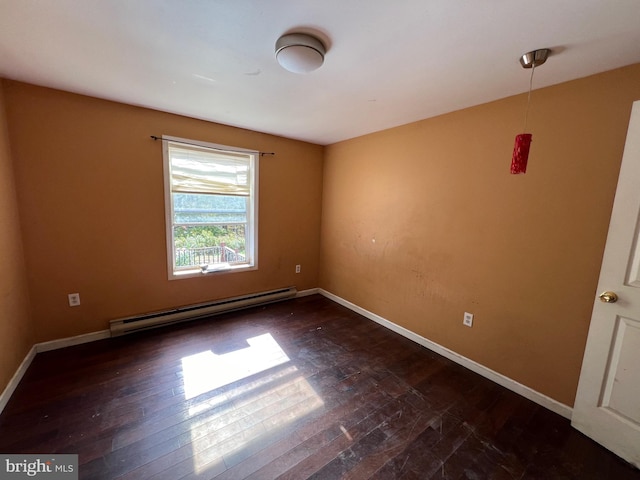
[173,193,246,224]
[174,224,246,268]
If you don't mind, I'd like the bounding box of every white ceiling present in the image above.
[1,0,639,145]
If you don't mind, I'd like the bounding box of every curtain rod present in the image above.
[150,135,275,156]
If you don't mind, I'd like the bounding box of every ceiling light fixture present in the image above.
[511,48,551,174]
[275,33,325,74]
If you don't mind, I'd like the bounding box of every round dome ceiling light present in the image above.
[275,33,325,74]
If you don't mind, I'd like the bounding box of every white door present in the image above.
[572,100,640,468]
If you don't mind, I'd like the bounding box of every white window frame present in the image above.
[162,135,258,280]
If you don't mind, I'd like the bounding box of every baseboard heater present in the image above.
[109,286,297,336]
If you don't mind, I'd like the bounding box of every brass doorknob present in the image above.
[599,291,618,303]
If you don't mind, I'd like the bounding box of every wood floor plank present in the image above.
[0,294,638,479]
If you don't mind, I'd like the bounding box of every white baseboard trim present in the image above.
[0,329,110,415]
[35,329,111,353]
[0,346,36,415]
[319,289,573,420]
[296,288,320,298]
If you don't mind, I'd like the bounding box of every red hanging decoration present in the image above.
[510,133,532,174]
[510,49,550,175]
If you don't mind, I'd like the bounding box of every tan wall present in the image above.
[320,64,640,406]
[0,81,33,391]
[3,81,323,343]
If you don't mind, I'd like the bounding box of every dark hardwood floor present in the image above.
[0,294,638,479]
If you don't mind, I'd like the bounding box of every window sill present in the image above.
[170,263,256,280]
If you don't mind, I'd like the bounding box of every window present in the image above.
[163,136,258,278]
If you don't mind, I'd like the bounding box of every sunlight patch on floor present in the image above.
[181,333,324,475]
[181,333,291,400]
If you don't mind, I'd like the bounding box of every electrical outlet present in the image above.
[68,293,81,307]
[295,264,301,274]
[463,312,473,327]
